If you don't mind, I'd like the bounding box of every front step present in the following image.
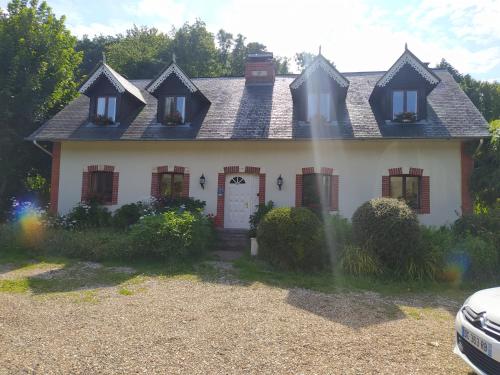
[216,229,249,252]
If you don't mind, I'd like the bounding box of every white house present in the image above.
[29,48,489,228]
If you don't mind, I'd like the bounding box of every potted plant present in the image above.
[248,201,274,256]
[92,115,114,125]
[164,111,184,125]
[394,111,417,123]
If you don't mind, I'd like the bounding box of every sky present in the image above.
[1,0,500,81]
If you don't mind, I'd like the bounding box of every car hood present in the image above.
[466,287,500,324]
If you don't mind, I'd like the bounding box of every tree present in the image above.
[246,42,267,54]
[0,0,82,218]
[229,34,246,76]
[168,19,223,77]
[471,120,500,207]
[294,52,316,70]
[106,25,170,79]
[275,56,290,74]
[216,29,233,75]
[76,34,117,77]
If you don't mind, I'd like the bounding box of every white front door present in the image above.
[224,174,259,229]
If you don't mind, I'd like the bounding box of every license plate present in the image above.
[462,327,492,357]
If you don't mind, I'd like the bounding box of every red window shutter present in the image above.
[295,174,303,207]
[111,172,119,205]
[259,173,266,205]
[182,173,190,198]
[420,176,430,214]
[382,176,390,197]
[330,175,339,211]
[81,171,89,202]
[151,173,160,198]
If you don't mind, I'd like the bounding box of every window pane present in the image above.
[176,97,186,123]
[165,97,175,116]
[97,97,106,116]
[302,174,331,210]
[159,173,172,197]
[392,91,404,119]
[89,171,113,203]
[390,176,404,200]
[107,97,116,122]
[159,173,184,198]
[173,174,184,198]
[307,94,318,121]
[319,93,331,122]
[406,91,417,114]
[406,176,420,208]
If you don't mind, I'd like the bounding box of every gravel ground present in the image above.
[0,264,472,374]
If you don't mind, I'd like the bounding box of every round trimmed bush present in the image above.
[257,207,328,271]
[351,198,420,273]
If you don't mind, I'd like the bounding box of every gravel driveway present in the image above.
[0,263,471,374]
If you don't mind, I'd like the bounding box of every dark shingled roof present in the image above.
[28,69,490,141]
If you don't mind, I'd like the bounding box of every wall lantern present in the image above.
[199,174,206,189]
[277,174,283,190]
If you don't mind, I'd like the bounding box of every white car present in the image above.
[455,287,500,374]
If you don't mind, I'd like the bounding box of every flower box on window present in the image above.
[164,111,184,125]
[92,114,115,126]
[394,112,417,123]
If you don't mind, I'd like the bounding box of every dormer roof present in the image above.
[290,54,349,90]
[376,47,440,88]
[146,61,199,94]
[78,63,146,104]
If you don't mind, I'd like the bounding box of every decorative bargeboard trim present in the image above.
[376,51,440,87]
[147,64,197,94]
[290,56,349,90]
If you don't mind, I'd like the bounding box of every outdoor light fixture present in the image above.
[277,174,283,190]
[199,174,206,189]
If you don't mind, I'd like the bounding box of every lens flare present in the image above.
[11,200,45,247]
[442,252,470,286]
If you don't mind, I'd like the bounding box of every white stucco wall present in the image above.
[57,140,463,226]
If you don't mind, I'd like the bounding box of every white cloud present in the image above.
[212,0,500,75]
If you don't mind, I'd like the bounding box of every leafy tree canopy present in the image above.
[0,0,82,218]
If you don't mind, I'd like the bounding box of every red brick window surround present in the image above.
[151,166,190,199]
[382,167,429,214]
[215,166,265,228]
[296,167,339,211]
[49,142,61,214]
[81,165,119,205]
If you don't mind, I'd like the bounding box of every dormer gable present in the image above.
[146,61,199,95]
[79,63,146,104]
[78,61,146,126]
[290,54,349,124]
[290,54,349,91]
[371,47,441,123]
[375,47,440,90]
[146,60,209,125]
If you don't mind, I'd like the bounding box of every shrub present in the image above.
[453,205,500,249]
[249,201,274,237]
[352,198,421,276]
[449,235,498,281]
[324,214,353,259]
[65,201,112,229]
[33,229,134,261]
[152,197,206,214]
[130,210,215,259]
[257,207,328,271]
[340,245,380,276]
[112,202,151,230]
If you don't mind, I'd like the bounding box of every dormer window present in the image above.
[307,92,331,123]
[164,96,186,125]
[95,96,116,125]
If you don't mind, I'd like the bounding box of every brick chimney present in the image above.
[245,52,275,85]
